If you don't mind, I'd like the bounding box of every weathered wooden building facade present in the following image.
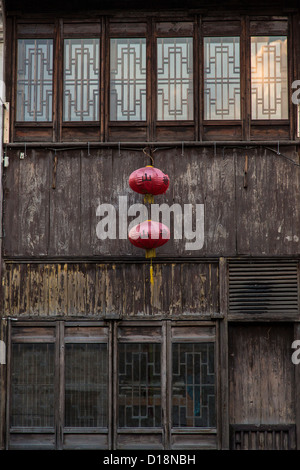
[0,0,300,450]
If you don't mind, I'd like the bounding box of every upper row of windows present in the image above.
[16,35,288,123]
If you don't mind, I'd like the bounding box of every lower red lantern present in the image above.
[128,220,170,258]
[128,220,170,285]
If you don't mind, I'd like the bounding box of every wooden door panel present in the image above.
[229,323,295,449]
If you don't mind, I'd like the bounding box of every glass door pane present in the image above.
[65,343,108,428]
[11,343,55,428]
[172,342,216,428]
[118,343,161,428]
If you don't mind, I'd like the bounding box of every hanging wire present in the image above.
[142,147,154,165]
[10,142,300,169]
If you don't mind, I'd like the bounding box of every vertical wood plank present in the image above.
[219,257,229,449]
[100,16,106,142]
[49,152,81,256]
[2,263,11,316]
[244,15,251,140]
[56,19,63,142]
[95,264,106,316]
[2,152,20,257]
[18,150,50,256]
[147,17,154,142]
[108,321,113,449]
[198,14,203,141]
[5,320,11,450]
[161,321,168,449]
[19,263,30,316]
[10,263,20,317]
[104,17,109,142]
[169,263,182,316]
[112,320,118,450]
[165,320,172,449]
[240,16,247,140]
[49,264,59,316]
[57,321,64,449]
[85,263,96,316]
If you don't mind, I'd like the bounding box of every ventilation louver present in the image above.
[229,260,299,315]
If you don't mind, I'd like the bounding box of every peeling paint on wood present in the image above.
[2,262,219,318]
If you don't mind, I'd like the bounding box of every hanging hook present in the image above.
[143,147,154,166]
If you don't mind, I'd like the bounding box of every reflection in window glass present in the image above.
[157,38,193,120]
[118,343,161,427]
[64,39,100,122]
[17,39,53,122]
[204,37,240,120]
[65,343,108,427]
[172,343,215,428]
[251,36,288,119]
[110,38,146,121]
[11,343,55,428]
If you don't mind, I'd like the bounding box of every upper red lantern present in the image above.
[129,166,170,202]
[128,220,170,258]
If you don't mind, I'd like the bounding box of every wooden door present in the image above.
[229,323,296,450]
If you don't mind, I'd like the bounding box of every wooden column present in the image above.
[219,257,229,449]
[0,318,7,449]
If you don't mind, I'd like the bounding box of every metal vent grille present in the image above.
[229,260,299,315]
[230,425,296,450]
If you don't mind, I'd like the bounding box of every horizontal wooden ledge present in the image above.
[3,255,300,264]
[5,140,300,148]
[228,314,300,321]
[2,256,221,264]
[4,314,224,321]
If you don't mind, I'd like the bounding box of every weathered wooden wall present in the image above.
[1,262,219,318]
[2,146,300,259]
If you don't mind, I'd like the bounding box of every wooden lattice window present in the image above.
[157,37,194,121]
[63,38,100,122]
[251,36,288,120]
[110,38,147,121]
[16,39,53,122]
[10,16,294,142]
[203,37,240,120]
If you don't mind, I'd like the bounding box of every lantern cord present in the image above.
[150,258,154,286]
[143,147,154,166]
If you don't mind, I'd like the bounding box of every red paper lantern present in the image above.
[129,165,169,203]
[128,220,170,258]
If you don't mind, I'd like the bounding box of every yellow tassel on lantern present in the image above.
[144,193,154,204]
[150,260,154,286]
[145,248,156,258]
